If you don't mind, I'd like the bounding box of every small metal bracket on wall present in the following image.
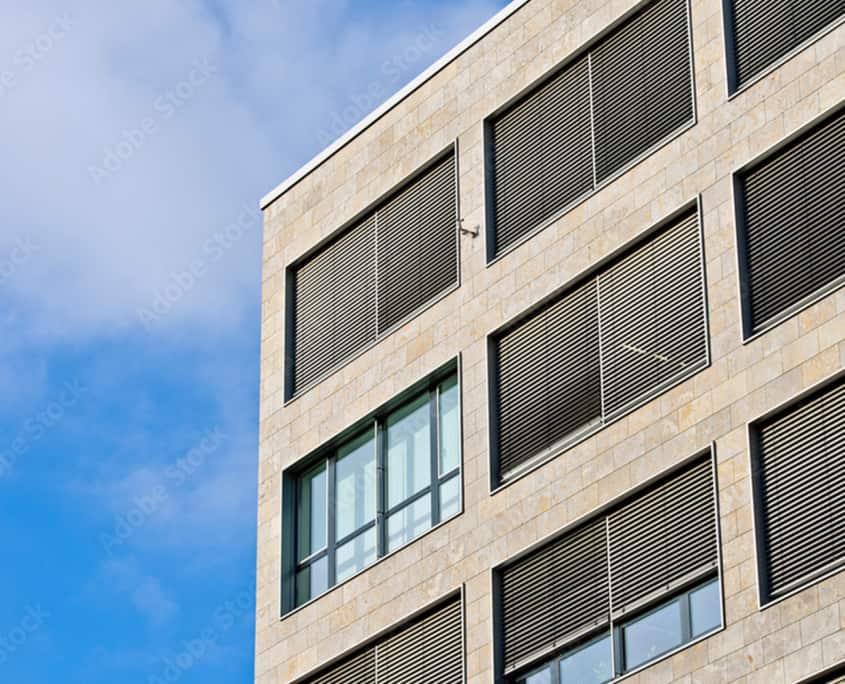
[458,218,479,238]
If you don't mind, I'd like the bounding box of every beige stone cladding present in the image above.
[256,0,845,681]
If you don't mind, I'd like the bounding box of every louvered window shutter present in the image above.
[487,0,693,260]
[289,150,458,398]
[727,0,845,91]
[500,519,609,674]
[492,207,706,483]
[738,108,845,335]
[599,210,707,418]
[590,0,693,184]
[377,153,457,333]
[376,595,463,684]
[292,217,377,393]
[754,378,845,602]
[308,646,376,684]
[607,458,718,615]
[495,280,602,478]
[490,56,593,255]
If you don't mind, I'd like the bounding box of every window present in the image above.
[496,455,721,682]
[283,367,461,612]
[287,149,458,398]
[300,593,464,684]
[490,206,707,485]
[486,0,694,258]
[750,374,845,605]
[724,0,845,92]
[735,107,845,337]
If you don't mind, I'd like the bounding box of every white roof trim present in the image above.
[259,0,532,210]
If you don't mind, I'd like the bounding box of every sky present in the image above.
[0,1,509,682]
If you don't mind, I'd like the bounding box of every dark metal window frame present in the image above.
[513,577,720,683]
[492,448,724,683]
[721,0,845,97]
[748,368,845,609]
[283,143,461,402]
[282,359,462,616]
[732,101,845,342]
[487,198,710,490]
[482,0,697,263]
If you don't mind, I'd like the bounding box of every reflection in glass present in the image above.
[295,555,328,606]
[690,579,721,637]
[622,598,683,670]
[335,431,376,539]
[387,496,432,551]
[439,375,460,474]
[440,474,461,520]
[519,664,552,684]
[559,633,612,683]
[387,393,431,508]
[335,527,377,582]
[297,463,326,560]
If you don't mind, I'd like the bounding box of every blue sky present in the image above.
[0,1,509,681]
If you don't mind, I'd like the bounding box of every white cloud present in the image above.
[100,557,179,626]
[0,0,506,346]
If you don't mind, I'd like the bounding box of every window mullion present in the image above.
[680,588,692,643]
[430,386,441,526]
[327,455,337,587]
[376,419,386,558]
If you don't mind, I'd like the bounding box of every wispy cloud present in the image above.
[100,557,179,627]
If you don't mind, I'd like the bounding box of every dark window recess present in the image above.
[302,595,463,684]
[726,0,845,91]
[487,0,693,258]
[736,107,845,336]
[288,151,457,398]
[497,456,720,682]
[591,0,693,184]
[752,375,845,604]
[491,208,706,483]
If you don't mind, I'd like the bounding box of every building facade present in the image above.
[256,0,845,682]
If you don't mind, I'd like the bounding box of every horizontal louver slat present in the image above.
[293,217,377,393]
[490,56,593,255]
[501,519,609,671]
[739,108,845,333]
[729,0,845,89]
[756,378,845,601]
[377,154,458,333]
[376,596,463,684]
[591,0,693,183]
[607,457,718,612]
[305,646,376,684]
[600,211,707,418]
[496,280,602,477]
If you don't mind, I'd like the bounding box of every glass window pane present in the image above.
[690,579,721,637]
[387,495,432,552]
[622,598,683,671]
[387,393,431,508]
[559,633,613,684]
[295,556,328,606]
[519,664,552,684]
[438,374,460,474]
[335,430,376,539]
[297,463,327,560]
[439,474,461,520]
[335,527,377,583]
